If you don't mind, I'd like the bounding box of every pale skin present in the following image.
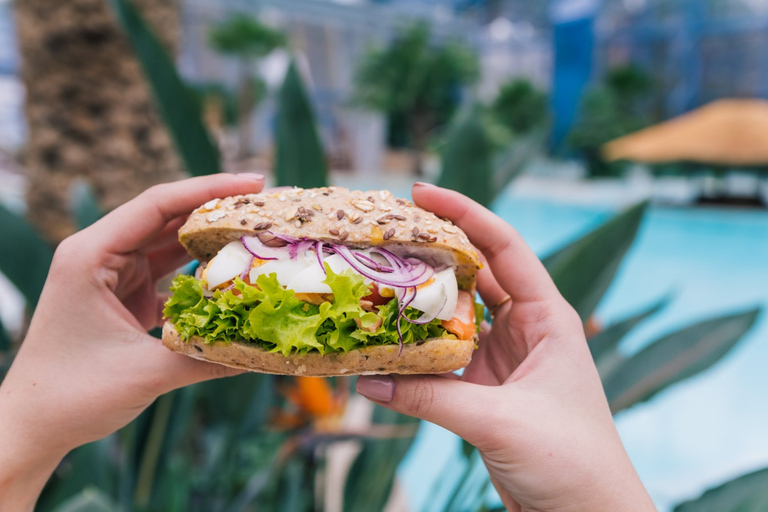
[357,182,657,511]
[0,176,654,511]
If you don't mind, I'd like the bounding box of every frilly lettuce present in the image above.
[163,266,454,356]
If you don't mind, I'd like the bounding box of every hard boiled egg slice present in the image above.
[203,241,253,290]
[286,254,356,294]
[382,268,458,321]
[249,251,314,287]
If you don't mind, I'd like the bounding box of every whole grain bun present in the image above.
[178,186,480,288]
[162,322,475,376]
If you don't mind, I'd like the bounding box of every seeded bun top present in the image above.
[179,186,481,288]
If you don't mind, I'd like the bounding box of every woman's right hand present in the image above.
[357,183,656,512]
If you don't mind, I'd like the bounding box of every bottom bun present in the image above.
[162,322,474,376]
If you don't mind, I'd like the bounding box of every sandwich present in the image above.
[162,186,483,376]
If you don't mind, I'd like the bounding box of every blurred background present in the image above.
[1,0,768,510]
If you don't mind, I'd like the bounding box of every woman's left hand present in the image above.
[0,173,265,511]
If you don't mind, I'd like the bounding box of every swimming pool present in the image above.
[398,196,768,511]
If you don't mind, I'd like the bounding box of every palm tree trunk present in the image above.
[15,0,183,244]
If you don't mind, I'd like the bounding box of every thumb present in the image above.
[356,374,489,441]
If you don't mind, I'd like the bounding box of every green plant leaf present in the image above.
[274,60,328,188]
[604,308,761,413]
[491,129,545,195]
[543,201,648,320]
[343,406,419,512]
[0,315,10,353]
[438,106,495,207]
[590,295,670,378]
[69,180,103,230]
[37,439,118,511]
[0,204,54,308]
[673,466,768,512]
[51,488,119,512]
[110,0,220,176]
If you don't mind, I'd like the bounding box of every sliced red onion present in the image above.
[332,245,433,287]
[315,241,326,275]
[353,251,394,273]
[241,236,282,260]
[290,239,315,260]
[240,256,254,281]
[396,287,417,354]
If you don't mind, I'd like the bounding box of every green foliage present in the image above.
[590,296,670,376]
[188,82,243,127]
[343,406,420,511]
[110,0,220,176]
[0,204,54,308]
[492,78,549,134]
[543,201,648,321]
[69,180,103,230]
[673,466,768,512]
[208,14,287,58]
[603,308,760,413]
[568,63,653,177]
[437,105,543,207]
[51,488,119,512]
[0,316,10,353]
[438,107,496,206]
[274,60,328,188]
[354,22,479,171]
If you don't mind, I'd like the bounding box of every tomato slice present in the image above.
[441,291,476,340]
[363,283,393,307]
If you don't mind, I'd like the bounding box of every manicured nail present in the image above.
[413,181,435,188]
[237,172,264,180]
[357,375,395,403]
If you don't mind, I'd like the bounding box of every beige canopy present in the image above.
[602,98,768,166]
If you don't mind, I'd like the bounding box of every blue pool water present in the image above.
[398,197,768,511]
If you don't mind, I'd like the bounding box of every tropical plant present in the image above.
[2,3,764,512]
[15,0,184,244]
[568,63,653,177]
[353,22,479,175]
[274,61,328,188]
[673,466,768,511]
[437,104,545,207]
[491,78,549,135]
[208,14,287,158]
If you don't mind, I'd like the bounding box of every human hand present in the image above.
[0,173,265,511]
[356,183,656,512]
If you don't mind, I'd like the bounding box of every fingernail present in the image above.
[357,375,395,403]
[237,172,264,180]
[413,182,435,188]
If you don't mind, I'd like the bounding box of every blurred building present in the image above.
[180,0,551,168]
[595,0,768,118]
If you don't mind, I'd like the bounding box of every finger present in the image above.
[155,294,170,328]
[139,340,245,394]
[477,266,507,312]
[412,183,557,303]
[90,173,265,255]
[149,242,191,281]
[356,374,493,443]
[142,216,188,253]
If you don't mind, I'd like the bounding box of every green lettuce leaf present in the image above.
[163,266,456,355]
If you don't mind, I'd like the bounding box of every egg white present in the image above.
[203,241,253,290]
[382,268,458,321]
[286,254,355,293]
[249,251,315,287]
